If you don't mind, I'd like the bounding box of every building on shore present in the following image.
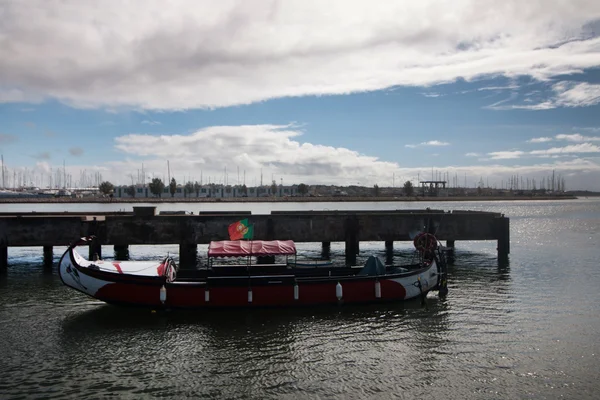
[112,183,301,199]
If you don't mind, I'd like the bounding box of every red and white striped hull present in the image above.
[59,246,440,309]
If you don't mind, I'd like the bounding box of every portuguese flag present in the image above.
[228,218,254,240]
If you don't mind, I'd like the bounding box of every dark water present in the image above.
[1,199,599,399]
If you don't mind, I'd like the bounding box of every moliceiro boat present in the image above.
[58,234,448,308]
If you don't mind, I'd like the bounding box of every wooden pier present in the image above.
[0,207,509,269]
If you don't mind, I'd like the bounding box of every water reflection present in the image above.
[60,298,446,339]
[55,299,454,398]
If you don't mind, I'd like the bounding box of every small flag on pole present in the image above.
[228,218,254,240]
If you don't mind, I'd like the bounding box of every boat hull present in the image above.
[59,248,439,309]
[165,270,437,308]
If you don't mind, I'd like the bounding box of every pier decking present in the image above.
[0,208,509,269]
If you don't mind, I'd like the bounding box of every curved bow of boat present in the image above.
[58,236,177,306]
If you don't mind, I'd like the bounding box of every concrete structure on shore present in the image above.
[113,184,301,199]
[0,207,509,270]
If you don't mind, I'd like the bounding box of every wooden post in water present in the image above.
[89,238,102,261]
[385,240,394,265]
[179,242,197,269]
[114,244,129,261]
[344,240,359,266]
[0,239,7,270]
[445,240,455,263]
[321,242,331,259]
[495,216,510,261]
[84,216,103,261]
[385,240,394,254]
[344,216,360,266]
[43,246,53,269]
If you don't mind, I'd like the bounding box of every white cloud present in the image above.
[477,85,519,91]
[141,120,161,126]
[405,140,450,148]
[486,100,555,111]
[530,143,600,155]
[555,133,600,142]
[488,141,600,160]
[1,0,600,110]
[496,81,600,110]
[527,133,600,143]
[421,92,442,98]
[425,140,450,146]
[465,152,481,157]
[488,150,525,159]
[552,82,600,107]
[113,124,400,185]
[528,137,553,143]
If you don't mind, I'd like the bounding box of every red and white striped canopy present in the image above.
[208,240,296,257]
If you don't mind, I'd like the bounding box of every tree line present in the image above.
[98,179,312,198]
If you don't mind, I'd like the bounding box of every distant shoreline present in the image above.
[0,195,579,204]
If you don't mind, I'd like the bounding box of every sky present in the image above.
[1,0,600,191]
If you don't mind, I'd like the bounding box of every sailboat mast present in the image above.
[167,160,171,183]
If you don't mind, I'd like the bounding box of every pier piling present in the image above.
[344,241,358,266]
[385,240,394,253]
[321,241,331,259]
[1,240,7,270]
[495,217,510,261]
[385,241,394,265]
[43,246,53,269]
[444,240,455,263]
[344,216,360,266]
[88,238,102,261]
[114,245,129,261]
[179,242,197,269]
